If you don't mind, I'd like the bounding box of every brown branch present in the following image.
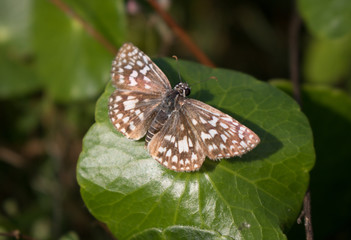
[289,4,314,240]
[147,0,215,67]
[50,0,117,54]
[297,188,314,240]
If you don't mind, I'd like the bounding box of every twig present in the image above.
[50,0,117,54]
[147,0,215,67]
[289,4,314,240]
[297,188,313,240]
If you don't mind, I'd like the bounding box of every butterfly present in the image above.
[108,43,260,172]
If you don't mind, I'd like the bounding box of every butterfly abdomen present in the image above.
[145,90,179,145]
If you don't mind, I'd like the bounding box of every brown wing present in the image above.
[109,90,162,140]
[147,110,206,172]
[181,98,260,160]
[111,43,172,93]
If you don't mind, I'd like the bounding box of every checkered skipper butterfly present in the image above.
[108,43,260,172]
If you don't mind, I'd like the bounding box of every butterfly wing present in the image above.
[182,98,260,160]
[111,43,172,93]
[147,109,206,171]
[109,43,172,139]
[109,90,163,140]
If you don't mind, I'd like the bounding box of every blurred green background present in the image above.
[1,0,351,239]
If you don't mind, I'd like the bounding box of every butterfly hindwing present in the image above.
[108,90,162,140]
[182,98,260,159]
[147,109,206,171]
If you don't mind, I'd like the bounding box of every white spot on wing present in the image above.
[220,122,229,129]
[221,134,228,143]
[129,77,137,86]
[201,132,211,141]
[199,117,207,124]
[158,147,166,153]
[188,138,193,147]
[240,141,248,148]
[140,65,150,75]
[130,70,138,78]
[122,116,130,123]
[178,136,189,153]
[209,129,218,137]
[220,143,226,150]
[123,99,138,110]
[209,117,219,127]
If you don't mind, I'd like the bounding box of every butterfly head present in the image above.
[174,82,191,97]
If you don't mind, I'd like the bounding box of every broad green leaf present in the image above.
[77,59,315,239]
[32,0,126,102]
[303,33,351,85]
[298,0,351,38]
[271,81,351,239]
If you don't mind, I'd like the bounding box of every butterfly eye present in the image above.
[185,88,191,96]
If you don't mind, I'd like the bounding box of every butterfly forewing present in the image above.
[111,43,171,93]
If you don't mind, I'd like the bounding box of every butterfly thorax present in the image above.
[145,82,191,145]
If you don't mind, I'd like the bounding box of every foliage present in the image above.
[298,0,351,38]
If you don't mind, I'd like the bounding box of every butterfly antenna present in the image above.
[172,55,184,83]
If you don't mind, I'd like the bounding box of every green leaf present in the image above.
[66,0,126,47]
[303,33,351,84]
[271,80,351,239]
[0,0,41,98]
[298,0,351,38]
[32,0,126,102]
[77,59,315,239]
[0,47,40,98]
